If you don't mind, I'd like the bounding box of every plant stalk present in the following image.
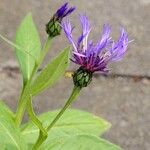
[15,36,52,126]
[38,36,52,65]
[33,86,81,149]
[27,96,48,150]
[27,95,47,137]
[14,82,30,126]
[47,86,81,131]
[32,131,47,150]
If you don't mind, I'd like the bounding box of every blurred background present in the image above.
[0,0,150,150]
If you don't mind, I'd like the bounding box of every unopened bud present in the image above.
[46,3,75,38]
[73,67,93,88]
[46,17,61,38]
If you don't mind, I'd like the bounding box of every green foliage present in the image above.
[0,11,123,150]
[30,47,70,96]
[22,109,111,145]
[0,34,37,57]
[0,101,27,149]
[15,13,41,83]
[0,101,14,117]
[40,135,122,150]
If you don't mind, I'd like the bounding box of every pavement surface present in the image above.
[0,0,150,150]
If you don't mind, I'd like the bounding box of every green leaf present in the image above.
[22,109,111,145]
[41,135,122,150]
[0,34,37,58]
[0,101,27,149]
[30,47,70,96]
[15,13,41,82]
[0,101,14,118]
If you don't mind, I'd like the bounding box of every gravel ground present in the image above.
[0,0,150,150]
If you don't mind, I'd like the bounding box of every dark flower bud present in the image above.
[46,17,61,38]
[73,67,93,88]
[46,3,75,38]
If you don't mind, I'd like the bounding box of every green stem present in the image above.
[27,95,47,137]
[15,64,37,126]
[32,131,47,150]
[26,96,47,150]
[14,83,30,126]
[15,37,52,126]
[47,86,81,131]
[33,86,81,149]
[38,36,52,65]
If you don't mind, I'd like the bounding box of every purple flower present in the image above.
[46,3,75,37]
[62,15,130,74]
[55,3,76,21]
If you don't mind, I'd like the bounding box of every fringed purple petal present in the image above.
[63,7,76,17]
[62,14,130,74]
[73,51,86,57]
[94,24,111,55]
[77,15,91,51]
[109,27,129,61]
[62,20,77,52]
[56,3,75,19]
[56,3,68,18]
[79,15,90,35]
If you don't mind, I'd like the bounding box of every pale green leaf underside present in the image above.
[31,47,70,96]
[0,34,36,60]
[22,109,111,145]
[41,134,122,150]
[15,13,41,81]
[0,101,27,149]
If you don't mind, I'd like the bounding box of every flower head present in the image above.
[46,3,75,38]
[62,15,130,88]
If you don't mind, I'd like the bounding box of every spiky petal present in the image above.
[62,15,130,73]
[56,3,76,19]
